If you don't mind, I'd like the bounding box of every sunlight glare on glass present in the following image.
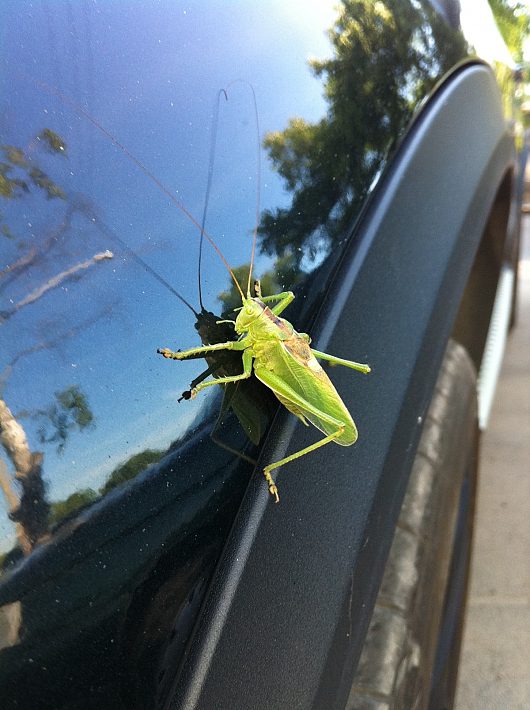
[460,0,515,67]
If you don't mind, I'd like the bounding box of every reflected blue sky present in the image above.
[0,1,336,547]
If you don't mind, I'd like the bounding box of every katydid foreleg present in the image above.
[191,348,253,395]
[157,337,248,361]
[158,341,253,397]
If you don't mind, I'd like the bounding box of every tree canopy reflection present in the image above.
[257,0,468,267]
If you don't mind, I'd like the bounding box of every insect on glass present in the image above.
[157,83,370,502]
[158,278,370,502]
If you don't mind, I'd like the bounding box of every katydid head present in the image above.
[234,297,265,334]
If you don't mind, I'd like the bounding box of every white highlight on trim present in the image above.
[477,266,515,429]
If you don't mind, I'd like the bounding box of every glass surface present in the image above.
[0,1,470,707]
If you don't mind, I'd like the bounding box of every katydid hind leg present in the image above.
[263,426,345,502]
[311,348,371,374]
[254,365,350,501]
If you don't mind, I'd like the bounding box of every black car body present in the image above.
[0,1,524,708]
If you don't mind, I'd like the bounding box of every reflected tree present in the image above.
[258,0,468,268]
[488,0,530,61]
[0,379,96,556]
[49,487,98,526]
[0,130,107,554]
[36,385,94,454]
[206,1,470,458]
[99,449,164,496]
[217,252,301,314]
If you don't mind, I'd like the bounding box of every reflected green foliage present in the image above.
[1,447,165,562]
[488,0,530,62]
[49,488,98,524]
[99,448,164,495]
[2,146,28,168]
[1,132,66,241]
[257,0,468,268]
[218,253,301,314]
[1,223,15,240]
[43,449,165,527]
[39,128,67,155]
[37,385,94,454]
[0,158,29,199]
[0,134,66,204]
[28,167,66,200]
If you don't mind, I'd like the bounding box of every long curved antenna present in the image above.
[223,81,261,297]
[93,210,198,315]
[29,77,246,301]
[247,84,261,297]
[198,88,228,310]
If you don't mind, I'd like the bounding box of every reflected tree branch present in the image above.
[0,248,37,281]
[0,305,114,394]
[0,400,45,555]
[0,203,78,292]
[0,250,113,323]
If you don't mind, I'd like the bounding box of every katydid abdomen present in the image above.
[251,335,358,447]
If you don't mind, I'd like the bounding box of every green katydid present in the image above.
[158,274,370,501]
[157,84,370,502]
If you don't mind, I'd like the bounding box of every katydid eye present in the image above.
[245,305,254,315]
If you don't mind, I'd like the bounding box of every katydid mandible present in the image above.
[158,279,370,502]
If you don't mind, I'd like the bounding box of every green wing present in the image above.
[254,338,357,445]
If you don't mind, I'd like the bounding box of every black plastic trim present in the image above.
[169,64,514,710]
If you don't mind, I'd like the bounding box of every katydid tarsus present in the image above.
[45,78,371,502]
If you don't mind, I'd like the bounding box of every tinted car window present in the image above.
[0,1,471,707]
